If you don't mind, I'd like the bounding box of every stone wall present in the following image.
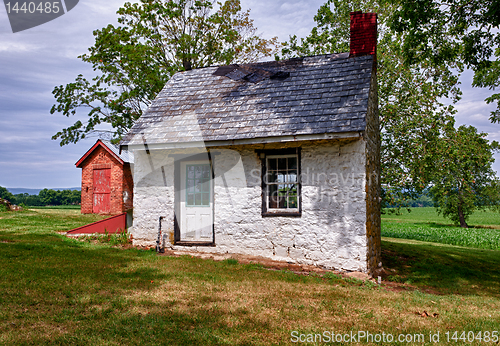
[130,139,372,272]
[364,62,381,274]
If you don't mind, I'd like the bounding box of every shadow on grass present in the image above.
[382,238,500,297]
[0,233,280,345]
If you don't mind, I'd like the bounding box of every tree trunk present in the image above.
[457,200,468,228]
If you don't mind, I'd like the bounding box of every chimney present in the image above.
[349,11,377,58]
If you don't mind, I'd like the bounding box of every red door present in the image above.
[93,168,111,213]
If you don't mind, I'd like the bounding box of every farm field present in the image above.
[0,208,499,345]
[382,207,500,249]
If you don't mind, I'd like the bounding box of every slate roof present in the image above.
[121,53,374,147]
[101,140,133,163]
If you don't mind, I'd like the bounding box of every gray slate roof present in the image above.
[101,140,133,163]
[121,53,374,147]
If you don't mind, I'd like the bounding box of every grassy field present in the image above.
[1,208,500,345]
[29,205,82,210]
[382,207,500,249]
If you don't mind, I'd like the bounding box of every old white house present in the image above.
[121,12,381,273]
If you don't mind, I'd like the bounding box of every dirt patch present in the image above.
[160,249,335,274]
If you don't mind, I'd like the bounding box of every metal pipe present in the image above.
[156,216,165,253]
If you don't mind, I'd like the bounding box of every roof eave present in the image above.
[75,139,125,167]
[121,131,363,151]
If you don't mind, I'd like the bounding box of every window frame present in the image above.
[259,148,302,217]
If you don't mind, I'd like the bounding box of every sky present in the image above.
[0,0,498,189]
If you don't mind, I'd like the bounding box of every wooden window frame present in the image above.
[258,148,302,217]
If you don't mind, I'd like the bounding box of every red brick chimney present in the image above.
[349,11,377,58]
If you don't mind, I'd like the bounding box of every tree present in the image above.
[51,0,277,145]
[430,124,500,227]
[38,189,58,206]
[279,0,461,207]
[0,186,15,203]
[387,0,500,123]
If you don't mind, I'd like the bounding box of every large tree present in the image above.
[431,124,500,227]
[0,186,15,203]
[51,0,277,145]
[387,0,500,123]
[280,0,461,206]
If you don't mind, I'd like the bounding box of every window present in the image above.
[260,148,301,216]
[185,164,211,207]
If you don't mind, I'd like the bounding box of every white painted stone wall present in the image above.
[130,139,369,272]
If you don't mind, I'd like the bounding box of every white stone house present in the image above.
[121,12,381,273]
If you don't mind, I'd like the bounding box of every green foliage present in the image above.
[383,221,500,250]
[224,258,239,265]
[0,186,15,203]
[80,229,131,245]
[382,207,500,249]
[13,189,81,206]
[279,0,461,207]
[0,204,8,212]
[51,0,277,145]
[387,0,500,123]
[430,125,500,227]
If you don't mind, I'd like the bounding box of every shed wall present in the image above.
[80,146,131,214]
[131,139,370,272]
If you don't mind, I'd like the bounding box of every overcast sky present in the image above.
[0,0,498,189]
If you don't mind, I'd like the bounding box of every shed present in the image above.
[121,12,381,273]
[76,139,134,215]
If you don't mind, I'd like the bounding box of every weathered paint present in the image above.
[77,141,134,215]
[67,212,127,235]
[93,168,111,213]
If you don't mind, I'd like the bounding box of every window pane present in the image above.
[187,179,194,192]
[187,194,194,206]
[202,166,210,178]
[203,180,210,192]
[278,158,287,170]
[188,166,194,179]
[268,184,278,209]
[289,157,297,170]
[202,193,210,206]
[194,180,201,192]
[268,158,277,170]
[195,193,202,205]
[277,171,285,183]
[267,171,277,184]
[195,166,202,178]
[278,184,286,196]
[287,170,297,183]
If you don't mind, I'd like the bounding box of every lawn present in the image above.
[1,208,499,345]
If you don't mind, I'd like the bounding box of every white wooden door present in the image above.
[180,161,213,241]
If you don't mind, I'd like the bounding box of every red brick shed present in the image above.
[76,139,133,215]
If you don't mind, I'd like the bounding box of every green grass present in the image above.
[1,208,500,345]
[382,207,500,249]
[383,207,500,228]
[382,237,500,296]
[29,205,81,210]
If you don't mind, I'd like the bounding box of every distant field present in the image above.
[29,205,81,210]
[382,207,500,250]
[382,207,500,227]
